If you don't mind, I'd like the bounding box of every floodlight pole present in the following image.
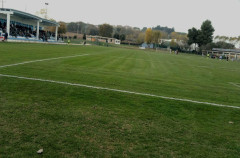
[45,2,49,19]
[1,0,6,8]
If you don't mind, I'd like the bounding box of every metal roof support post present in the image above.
[36,21,40,40]
[6,13,11,34]
[55,26,58,41]
[0,11,14,34]
[36,20,42,40]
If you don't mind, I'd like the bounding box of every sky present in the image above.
[3,0,240,36]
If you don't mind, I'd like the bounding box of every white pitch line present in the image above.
[0,74,239,110]
[229,82,240,88]
[0,54,89,68]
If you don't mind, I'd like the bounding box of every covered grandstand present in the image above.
[0,8,60,42]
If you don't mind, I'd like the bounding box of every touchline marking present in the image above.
[229,82,240,88]
[0,74,239,110]
[0,54,89,68]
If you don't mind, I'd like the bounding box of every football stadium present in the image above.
[1,1,240,157]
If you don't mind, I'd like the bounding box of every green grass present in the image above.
[65,38,140,49]
[0,42,240,157]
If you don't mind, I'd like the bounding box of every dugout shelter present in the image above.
[203,48,240,61]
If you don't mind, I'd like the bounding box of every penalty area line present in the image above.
[0,54,89,68]
[0,73,239,110]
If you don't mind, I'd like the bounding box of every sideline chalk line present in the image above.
[0,54,89,68]
[0,73,239,110]
[229,82,240,88]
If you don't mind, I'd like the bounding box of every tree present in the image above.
[119,34,126,41]
[215,35,219,40]
[83,33,86,40]
[86,25,98,35]
[160,31,168,39]
[159,41,170,48]
[216,36,229,42]
[133,27,140,31]
[216,41,235,49]
[145,28,153,44]
[116,26,122,33]
[113,33,120,39]
[66,22,88,34]
[141,27,147,32]
[113,25,140,44]
[152,31,161,46]
[67,22,78,33]
[202,41,235,50]
[170,39,178,50]
[99,24,113,38]
[178,34,188,42]
[137,32,145,44]
[44,20,66,35]
[170,32,178,39]
[187,20,215,52]
[152,25,175,34]
[58,22,67,34]
[187,27,200,50]
[126,28,140,43]
[198,20,215,46]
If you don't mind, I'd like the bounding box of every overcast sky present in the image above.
[3,0,240,36]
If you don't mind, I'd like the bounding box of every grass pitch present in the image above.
[0,43,240,157]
